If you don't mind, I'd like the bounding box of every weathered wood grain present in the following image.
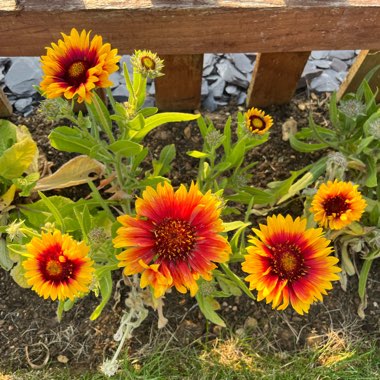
[155,54,203,111]
[247,52,311,108]
[1,1,380,56]
[0,87,12,117]
[337,50,380,102]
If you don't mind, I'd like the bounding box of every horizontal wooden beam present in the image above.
[1,1,380,56]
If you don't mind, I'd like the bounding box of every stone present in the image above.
[336,71,348,83]
[216,59,249,88]
[112,84,129,100]
[201,79,209,96]
[237,92,246,105]
[209,77,226,98]
[311,51,329,60]
[301,61,322,80]
[313,59,331,69]
[203,65,215,76]
[225,85,239,95]
[109,71,123,88]
[14,97,33,112]
[203,53,216,68]
[119,55,133,73]
[330,58,348,72]
[310,72,340,92]
[202,92,217,112]
[5,57,42,96]
[148,82,155,95]
[328,50,355,60]
[282,118,298,141]
[227,53,254,74]
[143,96,155,108]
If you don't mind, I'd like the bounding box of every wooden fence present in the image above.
[1,0,380,116]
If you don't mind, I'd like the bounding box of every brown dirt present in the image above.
[1,91,379,372]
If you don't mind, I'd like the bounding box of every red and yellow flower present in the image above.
[310,180,367,230]
[245,107,273,135]
[242,215,340,315]
[23,230,94,301]
[40,28,120,103]
[113,182,231,298]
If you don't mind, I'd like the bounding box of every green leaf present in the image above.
[0,238,13,270]
[38,192,66,231]
[364,156,378,188]
[133,112,200,141]
[152,144,176,177]
[219,263,255,300]
[123,62,134,99]
[108,140,143,157]
[228,139,246,168]
[0,133,37,179]
[139,107,158,118]
[289,134,328,153]
[197,116,209,139]
[12,172,39,196]
[90,270,113,320]
[223,221,250,233]
[329,92,339,128]
[74,204,92,239]
[49,126,94,155]
[187,150,209,158]
[10,261,30,288]
[223,116,232,155]
[0,119,17,155]
[358,256,373,302]
[195,292,226,327]
[128,113,145,131]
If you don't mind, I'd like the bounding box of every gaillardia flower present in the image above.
[310,180,367,230]
[242,215,340,315]
[130,50,164,78]
[40,28,120,103]
[23,230,94,301]
[245,107,273,135]
[113,182,230,298]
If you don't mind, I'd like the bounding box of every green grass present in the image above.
[4,332,380,380]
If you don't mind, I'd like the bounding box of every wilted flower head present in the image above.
[326,152,347,180]
[38,98,73,122]
[244,107,273,135]
[368,118,380,140]
[6,219,25,241]
[40,28,120,103]
[338,99,366,119]
[131,50,164,79]
[310,180,367,230]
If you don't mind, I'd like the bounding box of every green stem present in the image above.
[57,300,65,322]
[87,181,115,221]
[92,95,115,143]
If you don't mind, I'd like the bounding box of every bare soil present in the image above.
[1,91,379,372]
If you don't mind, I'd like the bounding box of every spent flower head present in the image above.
[38,98,74,122]
[326,152,347,181]
[205,130,224,148]
[368,118,380,140]
[6,219,26,241]
[338,99,366,119]
[131,50,164,79]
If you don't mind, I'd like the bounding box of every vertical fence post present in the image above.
[246,52,311,108]
[0,88,12,117]
[155,54,203,111]
[337,50,380,101]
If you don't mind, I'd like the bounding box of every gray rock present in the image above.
[109,71,123,88]
[237,92,247,105]
[336,71,348,83]
[148,82,155,95]
[112,84,129,101]
[227,53,254,74]
[225,85,239,95]
[209,77,226,98]
[301,61,322,80]
[331,58,348,72]
[143,96,155,108]
[206,75,220,82]
[310,72,340,92]
[5,57,42,96]
[201,79,209,96]
[313,59,331,69]
[119,55,133,73]
[203,92,218,112]
[203,53,216,68]
[0,72,4,82]
[14,97,33,112]
[203,65,215,76]
[328,50,355,60]
[216,59,249,88]
[311,51,329,60]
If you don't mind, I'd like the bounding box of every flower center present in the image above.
[39,244,76,283]
[270,242,306,282]
[154,218,196,261]
[141,56,156,70]
[323,195,349,217]
[68,61,87,78]
[248,116,265,131]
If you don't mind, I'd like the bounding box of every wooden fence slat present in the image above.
[246,52,310,108]
[337,50,380,101]
[0,87,12,117]
[1,2,380,56]
[155,54,203,111]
